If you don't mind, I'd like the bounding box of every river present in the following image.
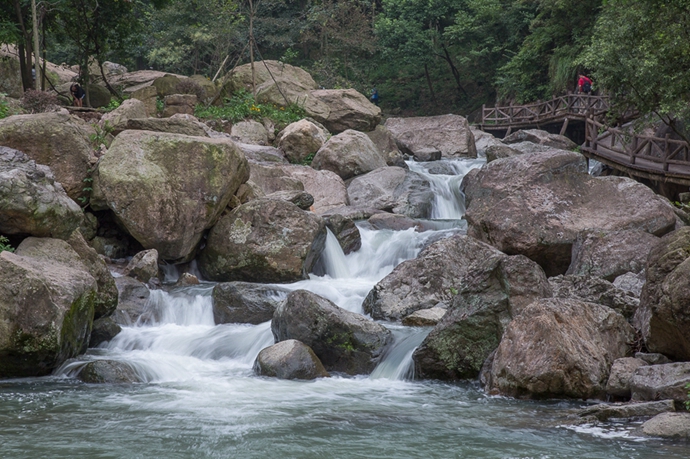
[0,158,686,458]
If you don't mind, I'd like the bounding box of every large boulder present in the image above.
[92,131,249,262]
[384,114,477,159]
[486,298,635,399]
[308,89,381,134]
[224,61,318,104]
[123,249,159,283]
[463,150,677,276]
[312,129,386,181]
[324,214,361,255]
[0,113,97,201]
[85,84,111,108]
[366,125,406,167]
[0,147,83,239]
[630,363,690,402]
[16,236,117,319]
[637,227,690,360]
[212,282,290,324]
[162,94,196,117]
[248,162,304,194]
[99,99,147,134]
[198,198,326,283]
[364,234,502,321]
[549,274,640,320]
[277,119,330,164]
[272,290,393,375]
[237,143,288,164]
[566,229,659,281]
[254,340,330,380]
[347,167,433,218]
[0,245,97,377]
[281,165,348,214]
[412,249,551,380]
[130,85,158,116]
[502,129,576,151]
[231,120,269,145]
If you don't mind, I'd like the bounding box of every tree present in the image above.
[583,0,690,139]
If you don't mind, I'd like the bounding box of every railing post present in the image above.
[630,136,637,165]
[664,133,670,172]
[482,104,485,124]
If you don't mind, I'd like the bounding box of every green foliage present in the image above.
[298,152,316,166]
[89,122,114,151]
[156,97,164,114]
[0,93,9,119]
[102,98,123,113]
[194,90,306,131]
[0,235,14,253]
[582,0,690,140]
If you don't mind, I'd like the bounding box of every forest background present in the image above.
[2,0,689,123]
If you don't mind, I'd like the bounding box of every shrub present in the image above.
[20,89,59,113]
[0,235,14,253]
[195,90,306,132]
[0,93,9,119]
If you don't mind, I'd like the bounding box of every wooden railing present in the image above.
[481,94,610,127]
[584,118,690,173]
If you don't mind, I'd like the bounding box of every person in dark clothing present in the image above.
[370,87,379,105]
[70,83,85,107]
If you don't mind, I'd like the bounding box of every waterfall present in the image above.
[370,326,431,380]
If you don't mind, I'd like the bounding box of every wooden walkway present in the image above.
[481,94,610,132]
[480,95,690,185]
[581,118,690,186]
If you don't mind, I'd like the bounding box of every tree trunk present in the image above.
[14,0,32,90]
[424,64,437,105]
[440,43,467,99]
[31,0,40,90]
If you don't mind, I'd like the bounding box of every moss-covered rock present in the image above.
[93,130,249,262]
[0,246,97,377]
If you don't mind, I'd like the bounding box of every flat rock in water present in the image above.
[642,412,690,438]
[578,400,676,422]
[631,363,690,402]
[212,282,289,324]
[78,360,142,383]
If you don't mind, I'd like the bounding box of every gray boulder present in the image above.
[78,360,142,383]
[631,363,690,402]
[272,290,393,375]
[162,94,196,117]
[237,143,288,164]
[0,245,97,377]
[212,282,289,324]
[402,307,446,327]
[249,162,304,194]
[199,198,326,283]
[281,165,349,214]
[567,229,659,281]
[0,146,83,239]
[254,339,330,380]
[413,148,442,162]
[312,129,386,181]
[364,234,502,321]
[347,167,433,218]
[642,413,690,438]
[264,190,314,210]
[463,150,677,276]
[124,249,159,283]
[384,114,477,159]
[613,271,646,298]
[636,352,671,365]
[485,143,523,162]
[366,125,407,168]
[89,317,122,347]
[606,357,648,399]
[412,248,551,380]
[0,113,97,201]
[100,99,147,134]
[549,274,640,319]
[637,228,690,360]
[502,129,576,150]
[93,130,249,262]
[487,298,634,399]
[231,120,269,145]
[277,119,330,164]
[309,88,381,134]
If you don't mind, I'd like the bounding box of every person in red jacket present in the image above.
[578,75,593,94]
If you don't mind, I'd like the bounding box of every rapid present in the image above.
[0,158,685,458]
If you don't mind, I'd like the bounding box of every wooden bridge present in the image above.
[480,95,690,188]
[481,94,610,135]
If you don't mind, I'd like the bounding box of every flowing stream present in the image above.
[0,158,685,458]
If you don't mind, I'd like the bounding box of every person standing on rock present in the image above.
[577,75,592,94]
[370,87,379,105]
[71,83,85,107]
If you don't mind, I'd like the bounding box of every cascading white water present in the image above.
[6,157,670,457]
